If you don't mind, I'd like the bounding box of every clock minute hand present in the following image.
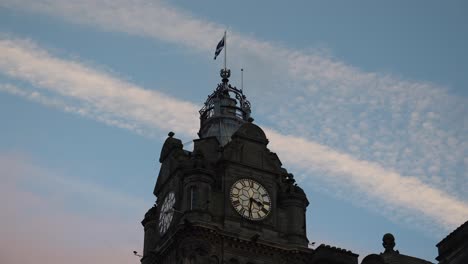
[249,198,254,218]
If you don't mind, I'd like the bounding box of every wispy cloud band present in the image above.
[267,129,468,229]
[0,37,199,137]
[2,0,466,201]
[0,36,466,232]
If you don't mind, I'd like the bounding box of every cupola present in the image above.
[198,69,251,146]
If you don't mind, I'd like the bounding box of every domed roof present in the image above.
[232,119,268,145]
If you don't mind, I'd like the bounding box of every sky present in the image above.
[0,0,467,263]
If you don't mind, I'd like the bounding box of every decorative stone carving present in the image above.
[178,239,218,264]
[159,132,184,163]
[382,233,399,254]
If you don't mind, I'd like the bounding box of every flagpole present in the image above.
[241,68,244,91]
[224,31,227,70]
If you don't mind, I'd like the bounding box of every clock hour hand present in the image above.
[252,199,263,207]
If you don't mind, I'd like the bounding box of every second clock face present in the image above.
[158,191,176,235]
[230,179,271,220]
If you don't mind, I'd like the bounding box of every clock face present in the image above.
[230,179,271,220]
[158,191,176,235]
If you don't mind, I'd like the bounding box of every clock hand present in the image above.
[249,198,254,218]
[253,199,263,207]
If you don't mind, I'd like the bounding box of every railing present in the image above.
[199,83,251,122]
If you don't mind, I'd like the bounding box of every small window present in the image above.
[190,186,198,210]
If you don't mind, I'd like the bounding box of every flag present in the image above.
[213,34,225,60]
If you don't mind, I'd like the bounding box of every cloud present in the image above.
[2,0,466,201]
[266,129,468,230]
[0,36,466,234]
[0,37,199,138]
[0,0,222,51]
[0,83,153,137]
[0,152,144,264]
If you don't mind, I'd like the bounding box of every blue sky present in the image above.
[0,0,467,263]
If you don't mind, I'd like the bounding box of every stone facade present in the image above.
[141,123,359,263]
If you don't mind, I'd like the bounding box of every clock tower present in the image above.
[141,69,358,264]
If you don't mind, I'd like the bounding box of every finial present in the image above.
[286,173,296,184]
[382,233,397,253]
[168,131,175,137]
[220,68,231,84]
[247,117,254,123]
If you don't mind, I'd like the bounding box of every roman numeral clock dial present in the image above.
[158,191,176,235]
[230,179,271,220]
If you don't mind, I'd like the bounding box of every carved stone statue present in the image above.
[382,233,399,254]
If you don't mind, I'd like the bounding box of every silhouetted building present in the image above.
[362,233,432,264]
[361,226,468,264]
[436,221,468,264]
[140,69,358,263]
